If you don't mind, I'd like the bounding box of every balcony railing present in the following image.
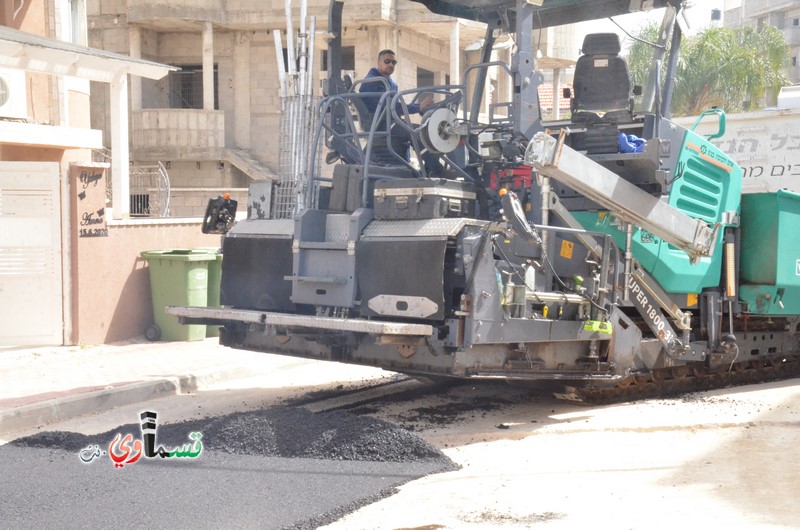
[131,109,225,160]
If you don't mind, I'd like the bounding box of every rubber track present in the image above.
[566,354,800,404]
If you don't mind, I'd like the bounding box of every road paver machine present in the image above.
[171,0,800,400]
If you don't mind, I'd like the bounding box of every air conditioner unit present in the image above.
[0,68,28,120]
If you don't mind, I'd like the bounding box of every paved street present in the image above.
[0,341,454,529]
[0,445,444,529]
[2,340,799,529]
[326,379,800,529]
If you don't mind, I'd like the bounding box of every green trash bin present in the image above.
[194,248,223,336]
[140,249,217,341]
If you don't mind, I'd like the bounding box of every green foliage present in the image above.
[626,23,663,93]
[625,23,790,116]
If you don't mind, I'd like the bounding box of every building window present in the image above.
[321,46,355,72]
[793,57,798,68]
[417,68,435,102]
[48,0,87,45]
[130,194,150,217]
[168,65,218,109]
[793,18,799,27]
[68,0,87,45]
[417,67,434,89]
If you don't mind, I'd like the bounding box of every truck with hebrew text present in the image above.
[677,106,800,195]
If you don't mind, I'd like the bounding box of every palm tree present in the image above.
[626,23,790,116]
[626,23,662,96]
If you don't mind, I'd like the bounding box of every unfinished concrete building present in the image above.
[87,0,491,217]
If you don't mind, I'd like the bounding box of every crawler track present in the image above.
[561,355,800,404]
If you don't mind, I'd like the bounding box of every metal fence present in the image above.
[273,95,321,219]
[93,148,170,218]
[271,5,319,219]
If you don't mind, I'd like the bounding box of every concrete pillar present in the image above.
[449,22,460,85]
[485,75,492,118]
[552,68,561,120]
[110,70,130,220]
[233,31,251,149]
[507,48,514,98]
[503,48,513,115]
[202,22,215,111]
[129,26,142,112]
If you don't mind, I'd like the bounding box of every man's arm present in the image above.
[405,96,434,116]
[411,96,434,115]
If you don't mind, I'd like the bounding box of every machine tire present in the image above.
[145,324,161,341]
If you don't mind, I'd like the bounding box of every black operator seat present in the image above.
[344,74,410,167]
[571,33,633,125]
[344,74,374,133]
[344,75,414,172]
[568,34,663,193]
[345,73,400,146]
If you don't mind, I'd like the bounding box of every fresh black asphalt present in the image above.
[3,406,458,529]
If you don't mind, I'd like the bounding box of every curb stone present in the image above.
[0,365,261,436]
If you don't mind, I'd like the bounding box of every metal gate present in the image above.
[130,162,170,217]
[0,162,63,346]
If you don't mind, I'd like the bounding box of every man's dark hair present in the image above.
[378,49,395,60]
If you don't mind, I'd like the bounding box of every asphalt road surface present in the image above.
[4,392,457,530]
[0,444,445,529]
[3,356,799,529]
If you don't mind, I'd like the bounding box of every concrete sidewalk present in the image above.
[0,337,277,437]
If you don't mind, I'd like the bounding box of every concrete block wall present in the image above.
[131,110,225,151]
[140,27,160,57]
[128,0,223,9]
[100,27,130,54]
[153,159,249,217]
[168,190,213,217]
[158,32,203,61]
[351,26,451,107]
[223,0,416,25]
[100,0,127,15]
[74,220,223,343]
[353,27,377,78]
[249,32,283,171]
[399,29,450,76]
[165,161,224,188]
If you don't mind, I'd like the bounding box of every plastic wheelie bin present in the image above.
[140,249,217,341]
[194,247,223,336]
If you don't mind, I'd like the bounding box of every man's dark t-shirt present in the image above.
[359,67,422,117]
